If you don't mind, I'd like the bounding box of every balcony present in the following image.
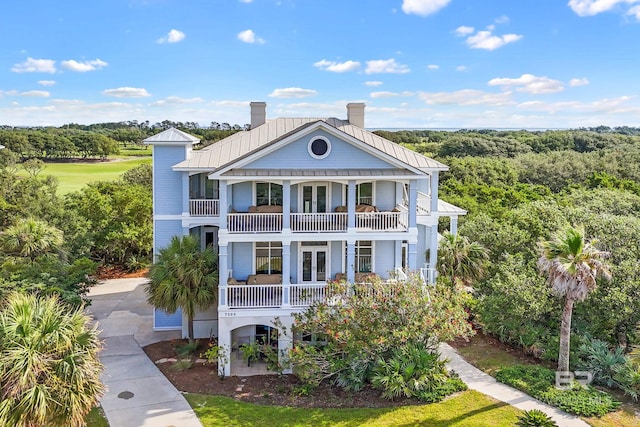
[190,199,219,216]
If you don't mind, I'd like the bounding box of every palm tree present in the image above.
[538,226,611,373]
[436,232,489,287]
[0,217,63,261]
[146,235,218,344]
[0,292,103,427]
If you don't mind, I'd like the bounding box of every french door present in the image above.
[300,244,328,283]
[301,183,328,213]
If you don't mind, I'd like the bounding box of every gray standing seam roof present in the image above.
[172,118,448,171]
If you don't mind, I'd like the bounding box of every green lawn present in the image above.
[185,390,522,427]
[455,335,640,427]
[85,406,109,427]
[17,158,151,194]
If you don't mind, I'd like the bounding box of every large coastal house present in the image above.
[145,102,466,375]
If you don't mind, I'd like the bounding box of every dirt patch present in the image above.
[95,265,149,280]
[143,339,423,408]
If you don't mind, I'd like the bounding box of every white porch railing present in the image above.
[355,211,408,231]
[228,213,283,233]
[420,267,437,285]
[189,199,219,216]
[227,284,283,308]
[290,284,328,306]
[291,213,347,232]
[416,192,431,214]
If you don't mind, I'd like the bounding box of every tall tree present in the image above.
[0,293,103,427]
[146,235,218,344]
[538,226,612,373]
[436,232,489,287]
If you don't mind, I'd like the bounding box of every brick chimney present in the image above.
[347,103,365,128]
[250,102,266,129]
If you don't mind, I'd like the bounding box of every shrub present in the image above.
[496,365,620,417]
[516,409,558,427]
[176,340,200,356]
[613,362,640,400]
[576,335,626,387]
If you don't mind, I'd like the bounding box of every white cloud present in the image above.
[313,59,361,72]
[456,65,467,71]
[370,91,414,98]
[11,57,56,73]
[38,80,56,86]
[454,26,475,36]
[418,89,513,106]
[268,87,318,98]
[365,58,410,74]
[495,15,510,24]
[61,59,108,72]
[517,95,636,115]
[488,74,565,94]
[157,29,186,44]
[239,0,253,2]
[466,29,522,50]
[19,90,50,97]
[237,29,265,44]
[364,81,383,87]
[427,64,440,70]
[102,87,151,98]
[628,4,640,18]
[151,96,205,106]
[569,77,590,87]
[402,0,451,16]
[568,0,640,17]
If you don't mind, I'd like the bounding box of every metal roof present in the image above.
[172,118,448,172]
[143,127,200,144]
[437,199,468,215]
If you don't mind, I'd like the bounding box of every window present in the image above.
[346,182,374,206]
[345,240,373,273]
[255,242,282,274]
[256,182,283,206]
[307,136,331,159]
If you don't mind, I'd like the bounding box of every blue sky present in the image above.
[1,0,639,128]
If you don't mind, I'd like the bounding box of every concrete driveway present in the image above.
[87,278,202,427]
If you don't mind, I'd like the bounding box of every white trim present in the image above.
[297,241,330,284]
[154,215,185,220]
[298,181,331,213]
[341,240,376,276]
[307,135,331,159]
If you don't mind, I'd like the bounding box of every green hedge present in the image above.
[495,365,620,417]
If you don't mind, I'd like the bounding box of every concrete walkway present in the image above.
[87,278,203,427]
[440,343,590,427]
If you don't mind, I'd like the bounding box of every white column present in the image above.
[282,180,291,231]
[277,317,294,374]
[408,179,417,227]
[429,224,438,268]
[347,180,356,229]
[282,243,291,307]
[218,321,232,377]
[219,180,227,231]
[394,240,402,271]
[450,216,458,236]
[346,240,356,283]
[182,173,190,214]
[430,172,439,213]
[218,244,228,308]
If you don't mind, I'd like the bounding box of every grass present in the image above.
[455,335,640,426]
[85,406,109,427]
[110,145,152,158]
[17,157,151,194]
[185,390,522,427]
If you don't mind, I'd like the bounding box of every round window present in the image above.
[308,137,331,159]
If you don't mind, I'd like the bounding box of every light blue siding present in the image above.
[232,242,253,279]
[331,241,343,278]
[245,130,396,170]
[232,182,253,211]
[154,146,187,215]
[154,220,184,254]
[290,184,298,209]
[375,181,397,211]
[375,240,395,279]
[154,308,182,329]
[331,183,343,207]
[417,224,429,267]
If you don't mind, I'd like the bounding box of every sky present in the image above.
[1,0,640,129]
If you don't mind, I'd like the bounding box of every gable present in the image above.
[243,129,396,170]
